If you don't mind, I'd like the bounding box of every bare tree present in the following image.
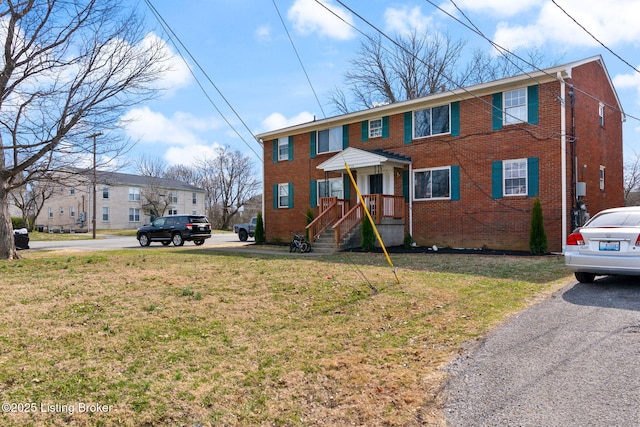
[329,30,558,114]
[10,177,57,229]
[330,30,465,113]
[165,164,200,186]
[624,151,640,206]
[195,146,260,230]
[0,0,170,259]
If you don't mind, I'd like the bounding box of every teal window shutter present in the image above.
[451,102,460,136]
[527,85,539,125]
[528,157,539,197]
[288,182,294,208]
[342,124,349,149]
[382,116,389,138]
[492,93,503,130]
[288,136,294,161]
[310,132,316,159]
[451,165,460,200]
[272,139,278,163]
[404,112,413,144]
[272,184,278,209]
[310,180,317,207]
[343,175,350,200]
[361,121,369,142]
[402,170,409,202]
[492,161,503,199]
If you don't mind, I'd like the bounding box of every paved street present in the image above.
[444,276,640,427]
[28,233,251,252]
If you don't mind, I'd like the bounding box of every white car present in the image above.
[565,206,640,283]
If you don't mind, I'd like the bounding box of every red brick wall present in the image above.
[263,60,624,252]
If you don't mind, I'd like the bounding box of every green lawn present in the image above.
[0,248,571,426]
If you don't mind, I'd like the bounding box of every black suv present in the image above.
[136,215,212,247]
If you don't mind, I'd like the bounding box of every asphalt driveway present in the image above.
[443,276,640,427]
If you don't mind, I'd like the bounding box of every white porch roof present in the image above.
[316,147,412,172]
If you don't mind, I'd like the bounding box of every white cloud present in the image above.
[491,0,640,51]
[287,0,355,40]
[255,25,272,42]
[164,143,222,166]
[120,107,219,146]
[144,32,192,94]
[384,6,432,35]
[446,0,538,18]
[614,68,640,107]
[260,111,315,133]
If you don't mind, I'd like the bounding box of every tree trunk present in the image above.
[0,184,18,260]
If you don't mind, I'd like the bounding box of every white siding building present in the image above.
[36,170,207,231]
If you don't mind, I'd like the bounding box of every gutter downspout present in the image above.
[257,138,265,235]
[558,72,568,253]
[409,163,413,239]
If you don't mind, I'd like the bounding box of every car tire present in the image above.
[239,229,248,241]
[575,272,596,283]
[138,234,151,247]
[161,241,171,246]
[194,239,205,246]
[172,233,185,246]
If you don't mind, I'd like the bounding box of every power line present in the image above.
[271,0,326,119]
[551,0,640,75]
[143,0,262,161]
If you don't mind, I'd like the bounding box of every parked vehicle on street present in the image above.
[565,206,640,283]
[137,215,211,247]
[233,217,256,242]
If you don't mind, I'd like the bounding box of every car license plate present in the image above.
[599,241,620,251]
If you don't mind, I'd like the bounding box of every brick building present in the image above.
[256,56,624,252]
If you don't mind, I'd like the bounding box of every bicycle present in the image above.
[289,233,311,253]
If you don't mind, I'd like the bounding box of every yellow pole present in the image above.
[344,163,400,284]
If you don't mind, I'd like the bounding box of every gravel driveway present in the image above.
[443,276,640,427]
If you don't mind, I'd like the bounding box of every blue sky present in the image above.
[120,0,640,173]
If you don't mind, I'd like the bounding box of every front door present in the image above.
[369,173,383,194]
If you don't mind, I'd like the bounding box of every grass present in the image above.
[0,248,571,426]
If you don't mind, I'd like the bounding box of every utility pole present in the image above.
[87,133,103,239]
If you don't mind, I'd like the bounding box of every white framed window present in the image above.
[317,177,343,203]
[504,159,528,196]
[317,126,343,154]
[129,187,140,201]
[70,187,75,195]
[278,183,289,208]
[102,207,109,221]
[599,102,605,127]
[504,88,527,125]
[192,192,197,204]
[70,207,75,218]
[600,165,605,190]
[129,208,140,222]
[369,118,383,138]
[414,167,451,200]
[48,207,53,218]
[168,192,178,203]
[102,186,109,199]
[278,137,289,161]
[168,208,178,215]
[414,105,450,139]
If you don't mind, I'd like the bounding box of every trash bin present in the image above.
[13,228,29,250]
[38,225,44,232]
